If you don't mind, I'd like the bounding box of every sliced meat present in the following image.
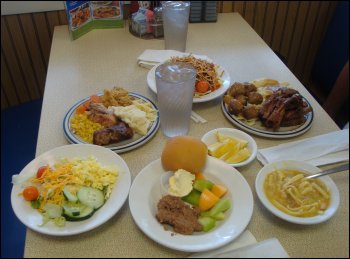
[156,195,202,235]
[259,87,311,129]
[93,121,134,146]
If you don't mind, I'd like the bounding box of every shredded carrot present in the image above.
[28,157,118,212]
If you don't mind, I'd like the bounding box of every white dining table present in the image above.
[23,13,349,258]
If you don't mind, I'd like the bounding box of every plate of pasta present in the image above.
[255,160,340,224]
[147,54,231,103]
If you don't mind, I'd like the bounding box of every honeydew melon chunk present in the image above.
[209,198,231,216]
[193,179,214,192]
[211,212,225,220]
[198,216,216,232]
[182,189,201,206]
[200,211,226,220]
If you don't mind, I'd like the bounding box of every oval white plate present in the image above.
[221,96,314,139]
[129,156,253,252]
[201,128,257,167]
[255,160,340,224]
[147,56,231,103]
[11,144,131,236]
[63,92,160,153]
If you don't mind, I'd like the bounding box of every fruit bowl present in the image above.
[201,128,257,167]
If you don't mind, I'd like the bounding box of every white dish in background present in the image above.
[11,144,131,236]
[128,156,253,252]
[147,56,231,103]
[201,128,257,167]
[255,160,340,225]
[63,92,160,153]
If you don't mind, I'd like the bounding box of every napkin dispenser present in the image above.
[190,1,218,23]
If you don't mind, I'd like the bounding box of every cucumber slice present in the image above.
[77,187,105,209]
[63,205,94,222]
[63,185,78,202]
[62,202,86,217]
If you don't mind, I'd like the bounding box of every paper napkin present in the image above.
[137,49,208,69]
[189,230,289,258]
[257,129,349,166]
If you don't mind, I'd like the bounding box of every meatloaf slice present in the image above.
[156,195,202,235]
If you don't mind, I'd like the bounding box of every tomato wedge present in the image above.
[195,80,210,93]
[36,166,48,178]
[23,186,39,201]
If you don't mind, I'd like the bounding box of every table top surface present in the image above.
[24,13,349,258]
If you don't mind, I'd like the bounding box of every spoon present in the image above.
[304,163,349,179]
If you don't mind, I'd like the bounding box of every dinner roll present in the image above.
[161,136,208,173]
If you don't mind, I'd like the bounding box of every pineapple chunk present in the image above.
[206,131,251,164]
[216,132,248,147]
[225,148,251,163]
[210,140,237,158]
[219,143,241,160]
[208,142,224,156]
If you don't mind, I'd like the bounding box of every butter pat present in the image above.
[168,169,195,197]
[110,105,151,135]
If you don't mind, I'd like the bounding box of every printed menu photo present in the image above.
[65,1,124,40]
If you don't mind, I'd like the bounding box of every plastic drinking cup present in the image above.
[162,1,190,52]
[155,62,196,137]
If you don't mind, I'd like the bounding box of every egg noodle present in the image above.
[30,156,118,212]
[170,55,222,96]
[264,169,330,217]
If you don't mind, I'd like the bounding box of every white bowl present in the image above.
[255,160,340,225]
[201,128,257,167]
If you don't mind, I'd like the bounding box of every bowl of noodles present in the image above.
[255,160,340,224]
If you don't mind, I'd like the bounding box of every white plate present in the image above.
[201,128,257,167]
[11,144,131,236]
[129,156,253,252]
[221,95,314,139]
[255,160,340,224]
[146,56,231,103]
[63,92,160,153]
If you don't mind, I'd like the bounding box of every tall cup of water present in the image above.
[162,1,191,52]
[155,62,196,137]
